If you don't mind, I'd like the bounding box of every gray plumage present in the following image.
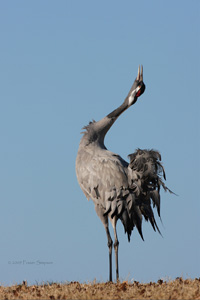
[76,66,172,282]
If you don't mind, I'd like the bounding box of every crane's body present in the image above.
[76,66,171,281]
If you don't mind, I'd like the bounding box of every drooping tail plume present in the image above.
[126,149,173,239]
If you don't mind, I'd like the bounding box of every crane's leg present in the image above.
[95,204,113,282]
[110,216,119,281]
[114,226,119,281]
[105,225,113,282]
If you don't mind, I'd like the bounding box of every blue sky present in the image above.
[0,1,199,285]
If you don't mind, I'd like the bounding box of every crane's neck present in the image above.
[107,98,130,119]
[94,96,134,145]
[81,83,140,148]
[81,72,145,148]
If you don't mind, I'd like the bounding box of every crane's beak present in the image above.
[135,65,145,97]
[140,65,143,81]
[136,65,140,81]
[136,65,143,82]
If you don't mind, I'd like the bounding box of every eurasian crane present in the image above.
[76,66,171,281]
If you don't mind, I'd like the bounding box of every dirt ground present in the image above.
[0,278,199,299]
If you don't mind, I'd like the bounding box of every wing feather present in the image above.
[76,149,129,210]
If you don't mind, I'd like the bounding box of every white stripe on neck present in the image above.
[128,86,140,106]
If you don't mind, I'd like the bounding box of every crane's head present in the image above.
[127,65,146,106]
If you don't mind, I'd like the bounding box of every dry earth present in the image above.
[0,278,199,299]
